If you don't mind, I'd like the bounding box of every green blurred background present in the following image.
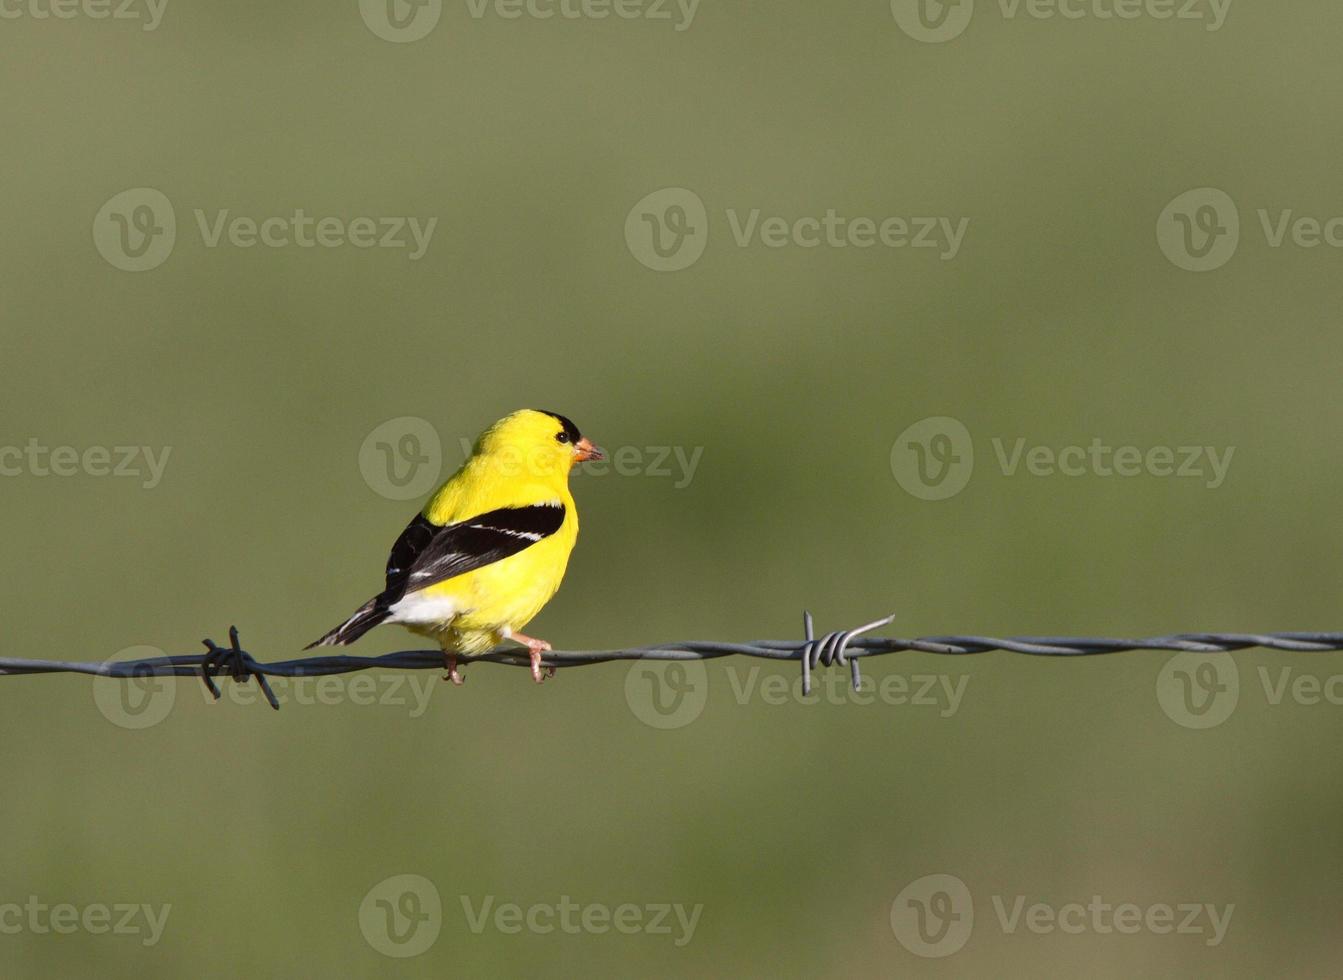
[3,0,1343,976]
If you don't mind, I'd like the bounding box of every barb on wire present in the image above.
[2,613,1343,710]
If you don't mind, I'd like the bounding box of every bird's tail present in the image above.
[305,597,389,649]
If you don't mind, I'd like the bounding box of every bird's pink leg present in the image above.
[511,632,555,683]
[442,651,464,686]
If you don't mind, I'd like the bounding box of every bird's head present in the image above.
[474,409,604,481]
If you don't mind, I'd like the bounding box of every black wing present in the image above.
[381,503,566,603]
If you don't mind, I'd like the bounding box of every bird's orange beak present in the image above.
[574,437,605,462]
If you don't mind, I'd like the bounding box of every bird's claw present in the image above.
[524,639,553,684]
[442,653,465,686]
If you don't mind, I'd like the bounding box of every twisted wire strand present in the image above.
[2,616,1342,710]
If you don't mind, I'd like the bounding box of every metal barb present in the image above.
[799,612,896,697]
[200,627,279,710]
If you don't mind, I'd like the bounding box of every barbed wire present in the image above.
[2,615,1342,710]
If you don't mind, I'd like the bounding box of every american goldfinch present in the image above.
[307,409,603,684]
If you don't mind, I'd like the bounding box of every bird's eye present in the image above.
[556,431,571,444]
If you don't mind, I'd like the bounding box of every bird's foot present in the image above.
[512,633,554,683]
[442,652,465,686]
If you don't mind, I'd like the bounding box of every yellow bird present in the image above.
[307,409,603,684]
